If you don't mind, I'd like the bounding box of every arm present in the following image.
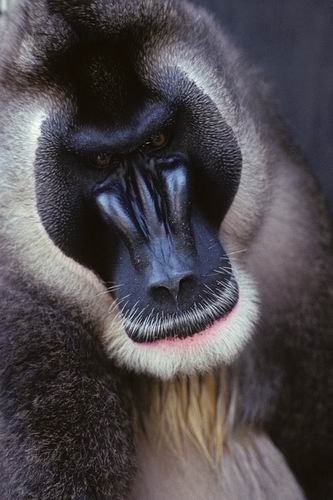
[0,276,135,499]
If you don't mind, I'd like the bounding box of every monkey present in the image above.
[0,0,332,498]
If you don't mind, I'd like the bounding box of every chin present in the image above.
[103,270,259,380]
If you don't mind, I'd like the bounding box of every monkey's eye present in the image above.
[94,152,113,168]
[142,131,170,152]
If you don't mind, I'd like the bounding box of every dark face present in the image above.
[35,58,242,344]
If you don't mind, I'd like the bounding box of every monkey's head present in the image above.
[1,0,270,378]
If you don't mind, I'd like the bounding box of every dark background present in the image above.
[198,0,333,208]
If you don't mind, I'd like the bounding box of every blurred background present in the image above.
[1,0,333,208]
[199,0,333,209]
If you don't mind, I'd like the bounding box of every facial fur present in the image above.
[0,0,268,379]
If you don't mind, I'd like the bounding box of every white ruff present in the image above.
[103,269,259,379]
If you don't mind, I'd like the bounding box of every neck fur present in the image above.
[132,369,234,463]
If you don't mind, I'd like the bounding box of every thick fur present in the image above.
[0,1,332,499]
[0,263,135,499]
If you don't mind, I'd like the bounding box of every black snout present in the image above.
[93,156,236,338]
[94,157,200,306]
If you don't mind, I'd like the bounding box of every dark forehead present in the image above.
[63,43,148,117]
[5,0,212,103]
[29,0,183,64]
[56,41,185,131]
[25,1,186,110]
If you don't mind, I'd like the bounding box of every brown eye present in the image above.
[151,132,168,148]
[143,131,170,152]
[94,152,112,168]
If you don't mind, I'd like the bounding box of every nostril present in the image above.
[178,274,197,299]
[149,272,197,304]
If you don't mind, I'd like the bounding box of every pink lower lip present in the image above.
[137,300,239,348]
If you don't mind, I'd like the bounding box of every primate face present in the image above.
[29,11,259,378]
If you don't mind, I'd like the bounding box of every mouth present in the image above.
[122,277,239,344]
